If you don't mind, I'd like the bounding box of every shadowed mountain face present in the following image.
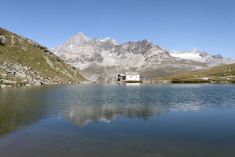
[52,33,234,83]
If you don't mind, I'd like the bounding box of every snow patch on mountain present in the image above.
[100,37,118,45]
[170,49,235,66]
[170,49,207,62]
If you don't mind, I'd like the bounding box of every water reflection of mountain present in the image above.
[64,103,193,127]
[60,85,204,127]
[1,85,233,135]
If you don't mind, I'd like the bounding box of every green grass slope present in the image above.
[158,63,235,83]
[0,28,86,87]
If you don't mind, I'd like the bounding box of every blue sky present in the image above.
[1,0,235,58]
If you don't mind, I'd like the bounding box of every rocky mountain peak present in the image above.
[75,32,89,40]
[212,54,223,59]
[121,39,156,55]
[52,32,234,83]
[100,37,118,45]
[191,49,209,57]
[65,32,91,46]
[141,39,156,49]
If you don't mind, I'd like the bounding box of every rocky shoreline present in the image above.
[0,61,82,88]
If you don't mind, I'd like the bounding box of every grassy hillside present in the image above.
[0,28,86,87]
[157,63,235,83]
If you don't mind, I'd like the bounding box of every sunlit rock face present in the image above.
[53,33,234,83]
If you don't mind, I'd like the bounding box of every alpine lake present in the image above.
[0,84,235,157]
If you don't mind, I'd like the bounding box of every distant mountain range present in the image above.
[170,49,234,66]
[0,28,85,88]
[52,33,235,83]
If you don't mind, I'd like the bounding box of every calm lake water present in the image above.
[0,84,235,157]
